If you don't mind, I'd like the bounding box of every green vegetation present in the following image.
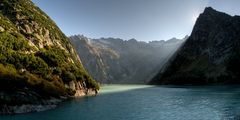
[0,64,69,97]
[0,0,99,101]
[1,0,70,47]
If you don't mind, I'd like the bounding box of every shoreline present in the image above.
[0,89,98,115]
[0,98,63,115]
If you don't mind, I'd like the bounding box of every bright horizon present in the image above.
[32,0,240,41]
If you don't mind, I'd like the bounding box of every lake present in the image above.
[1,85,240,120]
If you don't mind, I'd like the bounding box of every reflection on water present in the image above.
[99,84,153,94]
[1,85,240,120]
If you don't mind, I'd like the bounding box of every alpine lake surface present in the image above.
[1,85,240,120]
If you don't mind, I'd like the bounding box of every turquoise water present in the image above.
[1,85,240,120]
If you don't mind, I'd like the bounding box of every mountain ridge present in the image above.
[70,35,187,84]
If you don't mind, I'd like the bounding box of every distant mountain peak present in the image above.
[128,38,138,43]
[70,35,186,84]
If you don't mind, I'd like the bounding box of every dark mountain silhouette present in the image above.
[151,7,240,85]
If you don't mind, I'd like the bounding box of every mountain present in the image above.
[70,35,187,84]
[151,7,240,85]
[0,0,98,114]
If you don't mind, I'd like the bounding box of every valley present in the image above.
[70,35,187,84]
[0,0,240,119]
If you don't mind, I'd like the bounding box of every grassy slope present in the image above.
[0,0,99,104]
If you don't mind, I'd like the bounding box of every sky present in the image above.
[32,0,240,42]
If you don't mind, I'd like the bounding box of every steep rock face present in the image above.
[70,35,187,84]
[151,7,240,85]
[0,0,98,113]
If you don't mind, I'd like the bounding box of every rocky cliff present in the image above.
[70,35,187,84]
[151,7,240,85]
[0,0,98,114]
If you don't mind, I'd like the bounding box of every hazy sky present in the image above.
[32,0,240,41]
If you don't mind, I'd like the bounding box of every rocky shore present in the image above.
[0,98,62,114]
[0,81,99,114]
